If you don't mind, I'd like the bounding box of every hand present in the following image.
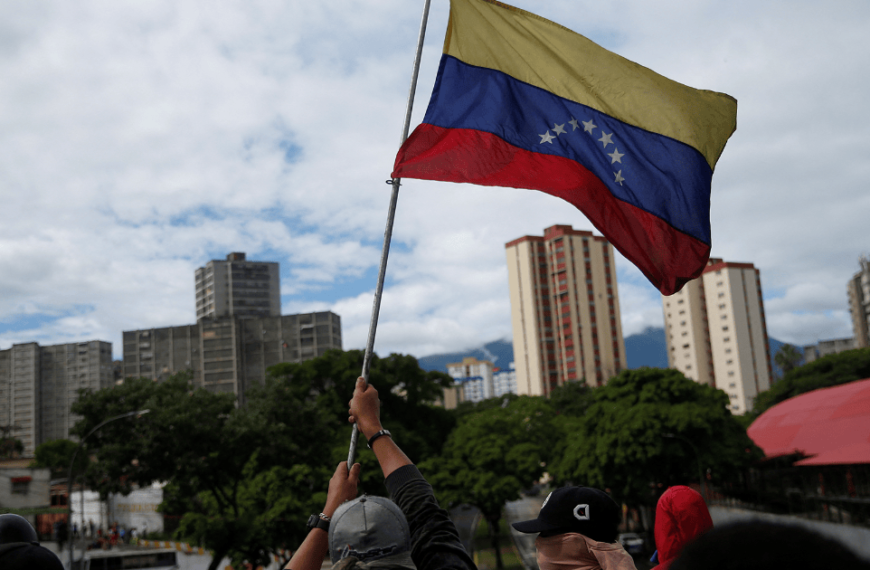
[323,461,361,518]
[348,377,383,439]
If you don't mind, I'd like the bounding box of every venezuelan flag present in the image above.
[392,0,737,295]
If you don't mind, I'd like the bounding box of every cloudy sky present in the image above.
[1,0,867,361]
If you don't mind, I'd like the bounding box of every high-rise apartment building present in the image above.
[122,312,342,402]
[506,225,626,396]
[195,252,280,321]
[0,341,114,455]
[493,363,517,398]
[662,258,772,414]
[447,357,495,403]
[848,256,870,348]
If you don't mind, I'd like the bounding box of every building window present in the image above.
[11,477,31,495]
[718,293,725,298]
[722,326,729,331]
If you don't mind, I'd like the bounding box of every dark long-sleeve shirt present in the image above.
[385,465,477,570]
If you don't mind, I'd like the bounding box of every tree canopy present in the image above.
[30,439,89,478]
[751,348,870,417]
[774,343,803,377]
[421,396,556,570]
[70,349,455,570]
[548,368,761,505]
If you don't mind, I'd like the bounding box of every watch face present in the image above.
[307,514,319,529]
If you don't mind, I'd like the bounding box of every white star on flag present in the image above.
[582,119,596,133]
[614,170,625,185]
[552,123,566,136]
[539,130,555,144]
[608,148,624,164]
[569,118,579,131]
[598,132,614,148]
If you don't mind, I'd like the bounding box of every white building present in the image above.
[493,363,518,397]
[447,357,494,404]
[662,258,772,414]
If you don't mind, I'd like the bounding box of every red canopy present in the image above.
[747,377,870,465]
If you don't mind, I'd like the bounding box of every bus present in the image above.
[78,549,179,570]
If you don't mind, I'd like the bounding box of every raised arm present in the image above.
[285,461,361,570]
[348,377,476,570]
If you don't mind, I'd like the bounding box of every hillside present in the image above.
[416,328,791,377]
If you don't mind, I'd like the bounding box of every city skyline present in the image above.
[0,0,866,361]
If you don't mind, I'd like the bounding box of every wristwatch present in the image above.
[307,513,330,531]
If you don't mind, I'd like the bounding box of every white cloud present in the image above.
[0,0,867,362]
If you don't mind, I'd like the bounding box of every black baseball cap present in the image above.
[512,486,621,543]
[0,514,63,570]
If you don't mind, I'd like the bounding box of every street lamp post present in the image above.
[663,433,706,500]
[67,409,150,569]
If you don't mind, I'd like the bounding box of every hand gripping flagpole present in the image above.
[347,0,432,471]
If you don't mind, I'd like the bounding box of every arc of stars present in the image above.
[536,115,629,188]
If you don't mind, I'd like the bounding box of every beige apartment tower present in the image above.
[506,225,627,396]
[662,258,772,414]
[195,252,281,321]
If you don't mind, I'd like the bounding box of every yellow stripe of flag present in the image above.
[443,0,737,170]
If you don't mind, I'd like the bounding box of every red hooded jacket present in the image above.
[652,486,713,570]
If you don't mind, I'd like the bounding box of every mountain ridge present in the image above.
[416,328,791,377]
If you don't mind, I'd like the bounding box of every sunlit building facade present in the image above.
[506,225,626,397]
[663,258,772,414]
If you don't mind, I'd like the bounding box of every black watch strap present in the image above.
[307,513,330,531]
[367,429,392,449]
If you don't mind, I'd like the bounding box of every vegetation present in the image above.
[421,397,555,570]
[71,349,454,570]
[751,348,870,418]
[30,438,89,478]
[774,343,803,377]
[0,424,24,459]
[547,368,762,505]
[71,352,762,570]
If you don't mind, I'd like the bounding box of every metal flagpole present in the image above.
[347,0,433,470]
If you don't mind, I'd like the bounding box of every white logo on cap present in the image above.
[541,491,553,509]
[573,504,590,521]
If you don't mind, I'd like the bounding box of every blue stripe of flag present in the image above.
[422,55,713,245]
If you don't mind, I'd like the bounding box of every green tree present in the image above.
[752,348,870,417]
[420,396,556,570]
[30,439,89,478]
[549,368,761,506]
[774,344,803,377]
[267,349,456,495]
[548,380,594,417]
[0,424,24,459]
[71,372,335,570]
[71,350,455,569]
